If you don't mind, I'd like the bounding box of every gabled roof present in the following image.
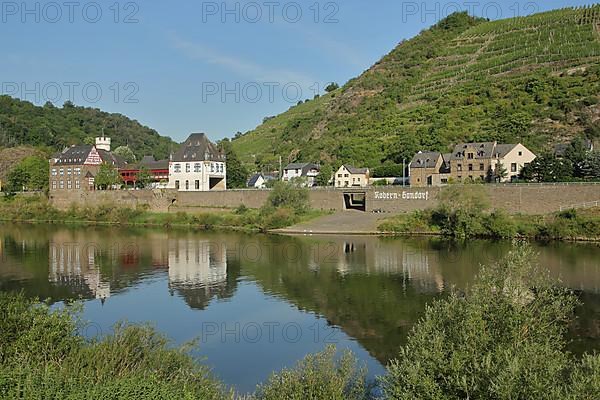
[98,149,127,168]
[247,173,264,186]
[53,145,126,167]
[410,151,442,168]
[450,142,497,160]
[171,133,225,162]
[493,144,518,158]
[53,145,93,165]
[283,163,320,175]
[341,164,369,174]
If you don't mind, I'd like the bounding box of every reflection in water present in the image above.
[1,224,599,390]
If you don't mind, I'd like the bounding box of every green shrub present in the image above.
[267,181,309,214]
[255,345,369,400]
[381,243,599,399]
[482,210,517,239]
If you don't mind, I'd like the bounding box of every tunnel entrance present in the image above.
[343,192,366,212]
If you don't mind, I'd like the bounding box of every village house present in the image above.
[410,142,536,187]
[247,173,277,189]
[49,135,126,192]
[409,152,451,187]
[334,165,370,188]
[167,133,226,192]
[282,163,320,187]
[120,156,169,189]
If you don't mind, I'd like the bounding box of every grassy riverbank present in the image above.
[0,183,325,232]
[1,244,598,399]
[379,185,600,241]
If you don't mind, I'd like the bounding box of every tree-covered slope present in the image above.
[233,7,600,169]
[0,96,176,160]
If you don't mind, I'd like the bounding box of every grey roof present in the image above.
[53,145,126,168]
[247,173,263,187]
[137,156,168,170]
[494,144,518,158]
[410,152,442,168]
[283,163,320,175]
[171,133,225,163]
[342,164,369,174]
[450,142,497,160]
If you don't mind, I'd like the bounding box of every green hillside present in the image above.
[0,96,176,160]
[233,7,600,169]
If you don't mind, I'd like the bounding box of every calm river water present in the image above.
[0,224,599,393]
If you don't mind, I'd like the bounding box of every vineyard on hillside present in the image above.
[233,6,600,170]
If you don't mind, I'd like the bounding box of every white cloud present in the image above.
[168,32,317,88]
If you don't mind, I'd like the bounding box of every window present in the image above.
[195,180,200,190]
[518,151,523,156]
[457,164,462,171]
[75,168,81,175]
[186,163,191,173]
[479,163,484,171]
[441,178,448,184]
[59,181,64,189]
[468,153,474,159]
[511,163,517,172]
[52,181,57,190]
[211,163,215,173]
[67,168,72,175]
[194,163,201,173]
[174,164,181,173]
[67,180,72,189]
[468,164,473,171]
[59,168,64,176]
[344,174,349,178]
[338,174,342,178]
[337,181,341,186]
[185,180,189,190]
[175,180,180,189]
[75,180,80,189]
[51,168,57,176]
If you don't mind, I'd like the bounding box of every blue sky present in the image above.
[0,0,592,142]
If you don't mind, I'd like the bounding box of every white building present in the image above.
[168,133,226,191]
[282,163,320,187]
[334,165,370,188]
[492,143,537,182]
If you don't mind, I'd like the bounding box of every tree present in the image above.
[135,166,152,189]
[521,153,573,182]
[95,163,122,190]
[113,146,136,164]
[581,151,600,180]
[19,156,49,190]
[432,184,489,238]
[493,162,508,183]
[381,243,600,399]
[316,165,333,186]
[5,164,29,192]
[218,139,248,189]
[325,82,339,93]
[267,181,309,214]
[564,137,589,178]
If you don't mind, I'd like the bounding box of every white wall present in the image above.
[168,161,226,191]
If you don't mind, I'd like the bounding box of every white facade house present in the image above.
[492,143,536,182]
[167,133,226,191]
[282,163,320,187]
[334,165,370,188]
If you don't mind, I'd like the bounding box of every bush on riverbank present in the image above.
[380,243,600,399]
[379,185,600,240]
[0,293,231,399]
[0,188,321,232]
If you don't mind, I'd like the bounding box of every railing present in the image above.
[560,200,600,212]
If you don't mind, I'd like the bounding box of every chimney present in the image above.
[95,135,111,152]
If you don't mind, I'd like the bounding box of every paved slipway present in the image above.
[272,211,388,235]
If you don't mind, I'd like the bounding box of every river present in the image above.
[0,224,599,393]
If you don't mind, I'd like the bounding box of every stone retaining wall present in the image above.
[49,184,600,215]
